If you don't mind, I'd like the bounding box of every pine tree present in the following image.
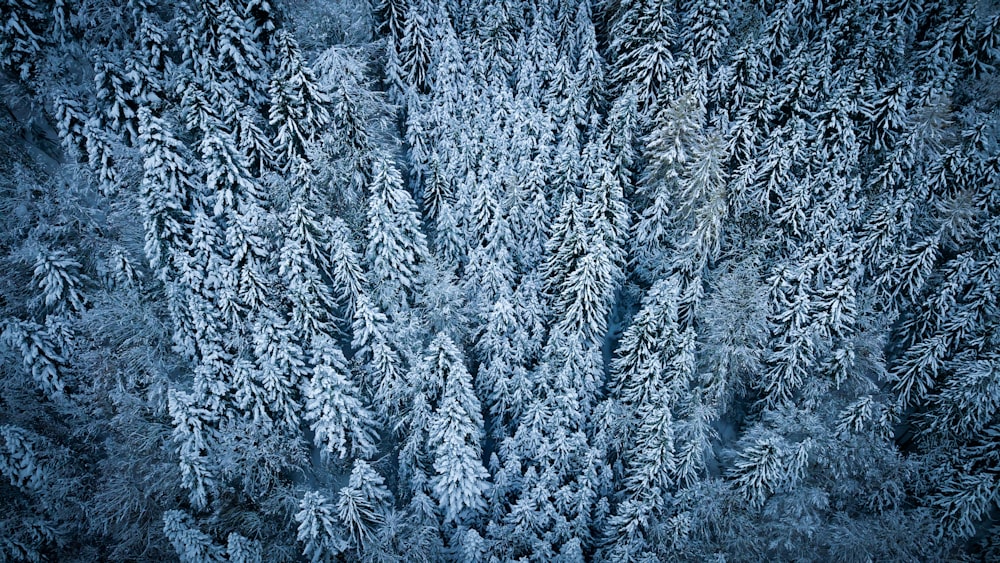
[520,2,557,104]
[610,0,678,110]
[30,249,85,315]
[633,91,704,277]
[543,190,586,298]
[351,293,406,417]
[168,390,218,510]
[385,33,409,104]
[673,129,729,273]
[604,274,707,557]
[425,332,489,523]
[269,29,331,170]
[549,116,582,201]
[198,127,272,324]
[583,137,630,273]
[296,491,346,562]
[607,390,675,560]
[602,87,640,195]
[179,79,218,135]
[366,154,429,297]
[130,13,168,107]
[428,3,466,119]
[375,0,409,42]
[553,233,617,346]
[178,202,228,356]
[92,57,141,145]
[400,0,434,93]
[137,109,194,276]
[463,175,516,313]
[476,294,534,436]
[0,0,46,81]
[327,217,368,321]
[280,164,337,339]
[162,510,224,563]
[475,0,516,81]
[0,425,47,493]
[760,265,817,406]
[974,14,1000,77]
[728,428,809,508]
[304,335,379,461]
[574,1,605,119]
[185,0,267,102]
[226,533,263,563]
[611,278,684,416]
[338,460,393,551]
[313,44,386,200]
[642,91,704,189]
[251,309,306,430]
[682,0,730,72]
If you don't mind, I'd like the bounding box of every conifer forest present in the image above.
[3,0,1000,560]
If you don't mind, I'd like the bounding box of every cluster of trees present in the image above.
[1,0,999,560]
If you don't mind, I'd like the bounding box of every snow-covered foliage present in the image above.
[1,0,999,560]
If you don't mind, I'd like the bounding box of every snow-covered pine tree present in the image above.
[313,43,388,200]
[609,0,677,111]
[0,0,46,81]
[633,90,704,279]
[681,0,730,73]
[351,293,406,417]
[304,335,378,461]
[269,29,330,171]
[422,332,489,523]
[327,217,368,321]
[475,293,535,438]
[137,109,194,277]
[168,389,218,511]
[337,459,393,551]
[178,0,268,106]
[250,308,307,430]
[573,1,605,120]
[295,491,346,561]
[365,153,429,300]
[400,0,434,94]
[279,162,338,340]
[543,189,586,299]
[163,510,224,563]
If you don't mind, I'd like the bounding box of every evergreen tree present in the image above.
[682,0,730,73]
[633,91,704,278]
[476,293,535,437]
[327,217,368,320]
[338,460,393,552]
[0,0,46,81]
[352,293,406,417]
[400,0,434,93]
[168,389,218,511]
[426,332,490,523]
[296,491,346,561]
[365,154,429,298]
[163,510,224,563]
[574,1,605,119]
[544,189,586,298]
[304,336,379,461]
[313,44,388,200]
[269,29,330,170]
[609,0,678,110]
[251,309,306,430]
[280,164,337,339]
